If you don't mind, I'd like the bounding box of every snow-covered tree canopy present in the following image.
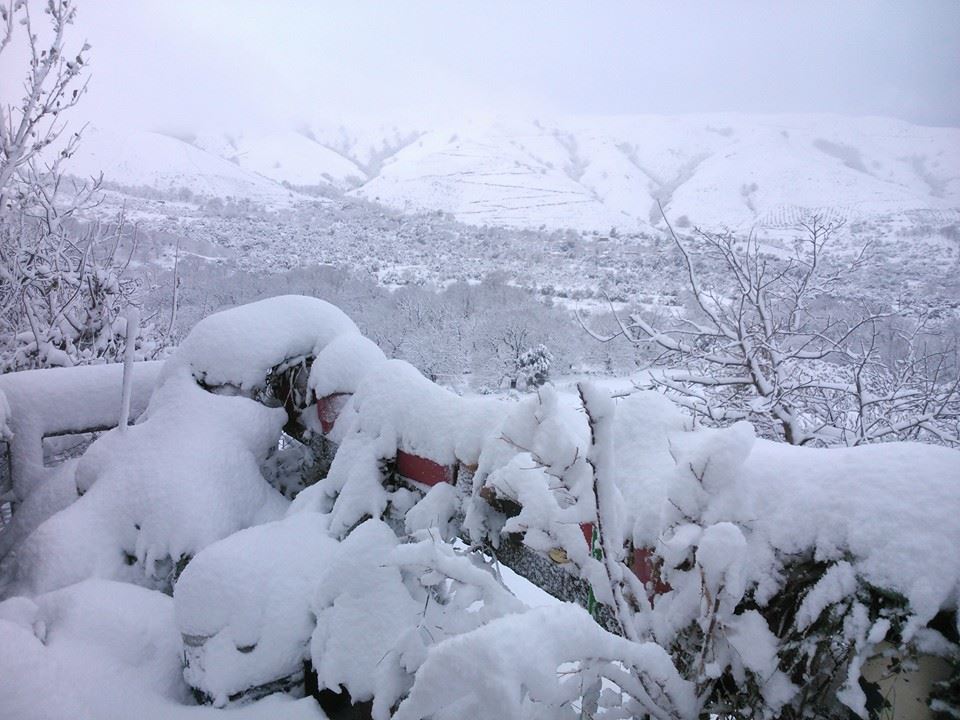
[0,295,957,719]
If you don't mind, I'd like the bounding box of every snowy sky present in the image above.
[7,0,960,131]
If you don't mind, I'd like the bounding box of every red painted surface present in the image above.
[396,449,454,487]
[581,524,671,597]
[316,393,351,434]
[631,547,672,596]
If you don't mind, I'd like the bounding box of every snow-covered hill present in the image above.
[351,114,960,232]
[66,127,301,206]
[70,115,960,232]
[233,131,366,189]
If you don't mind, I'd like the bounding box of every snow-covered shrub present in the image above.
[306,520,697,720]
[515,344,553,389]
[466,382,959,718]
[632,419,960,718]
[393,603,696,720]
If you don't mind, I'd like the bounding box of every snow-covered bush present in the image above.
[639,425,960,718]
[175,514,698,720]
[515,343,553,388]
[465,382,959,718]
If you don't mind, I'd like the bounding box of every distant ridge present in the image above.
[71,115,960,231]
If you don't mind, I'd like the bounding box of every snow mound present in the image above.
[0,579,323,720]
[168,295,358,393]
[175,512,338,706]
[308,332,387,399]
[6,367,288,595]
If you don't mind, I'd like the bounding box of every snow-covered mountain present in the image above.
[67,127,301,205]
[233,131,365,189]
[351,115,960,232]
[70,115,960,231]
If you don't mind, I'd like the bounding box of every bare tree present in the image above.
[583,210,960,446]
[0,0,158,371]
[0,0,91,212]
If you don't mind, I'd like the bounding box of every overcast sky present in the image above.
[7,1,960,132]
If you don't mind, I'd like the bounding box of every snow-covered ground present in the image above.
[1,297,957,719]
